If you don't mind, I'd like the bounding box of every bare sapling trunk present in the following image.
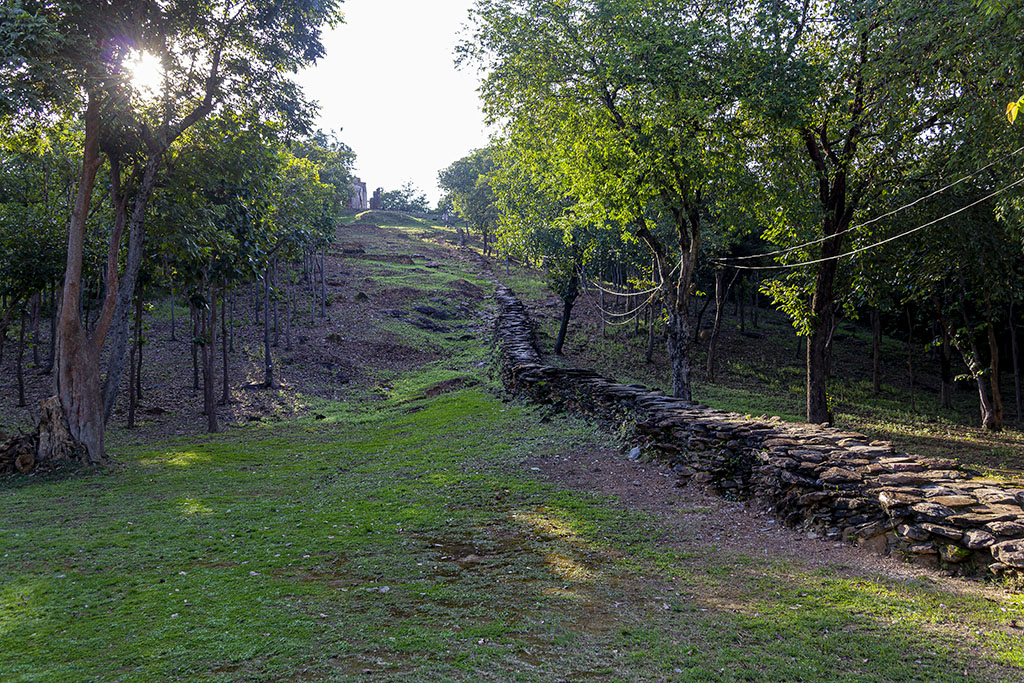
[871,307,882,394]
[553,275,579,356]
[951,290,999,430]
[707,270,738,384]
[228,293,235,353]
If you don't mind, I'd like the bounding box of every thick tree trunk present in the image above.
[871,308,882,394]
[54,91,104,464]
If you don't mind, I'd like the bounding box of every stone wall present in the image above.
[493,285,1024,578]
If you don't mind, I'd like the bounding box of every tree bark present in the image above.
[191,304,200,391]
[985,299,1004,431]
[553,277,578,356]
[320,247,327,319]
[127,298,138,429]
[30,292,40,368]
[54,91,105,464]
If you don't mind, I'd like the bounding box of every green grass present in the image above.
[3,372,1024,681]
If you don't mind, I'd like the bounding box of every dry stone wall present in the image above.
[493,285,1024,578]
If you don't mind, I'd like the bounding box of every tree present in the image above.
[439,149,499,255]
[376,182,430,214]
[2,0,343,462]
[464,0,752,399]
[744,0,992,423]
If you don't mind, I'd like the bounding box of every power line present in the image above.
[714,143,1024,265]
[718,175,1024,271]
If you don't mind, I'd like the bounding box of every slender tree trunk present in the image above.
[320,247,327,319]
[127,298,138,429]
[169,278,176,341]
[751,273,760,328]
[707,270,738,383]
[220,286,230,406]
[871,308,882,394]
[16,309,27,407]
[954,291,999,430]
[599,283,606,338]
[272,261,280,348]
[201,284,218,433]
[906,305,916,413]
[553,280,578,356]
[134,296,143,400]
[229,293,235,353]
[645,302,656,363]
[285,277,293,352]
[263,268,273,388]
[738,280,746,333]
[985,299,1004,431]
[43,284,56,375]
[191,304,200,391]
[30,292,40,368]
[1011,301,1022,423]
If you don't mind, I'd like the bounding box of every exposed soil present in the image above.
[0,217,489,448]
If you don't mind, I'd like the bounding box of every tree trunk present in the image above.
[169,277,176,341]
[320,247,327,319]
[906,305,916,413]
[285,277,293,352]
[707,270,738,384]
[135,296,143,400]
[43,284,56,375]
[127,298,138,429]
[738,280,746,333]
[553,285,577,356]
[229,293,235,353]
[645,301,657,363]
[263,268,273,387]
[751,273,759,328]
[985,299,1004,431]
[221,286,230,406]
[191,304,200,391]
[953,290,1000,431]
[1011,301,1022,423]
[54,91,104,464]
[871,308,882,394]
[16,309,27,408]
[201,284,218,433]
[272,261,280,348]
[30,292,40,368]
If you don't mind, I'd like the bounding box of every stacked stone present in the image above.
[493,285,1024,578]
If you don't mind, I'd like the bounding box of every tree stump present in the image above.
[36,395,84,463]
[0,434,37,474]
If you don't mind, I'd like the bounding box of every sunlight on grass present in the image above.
[141,450,211,467]
[512,508,578,540]
[544,552,596,582]
[177,497,214,516]
[0,580,42,638]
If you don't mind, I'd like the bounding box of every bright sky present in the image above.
[296,0,491,206]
